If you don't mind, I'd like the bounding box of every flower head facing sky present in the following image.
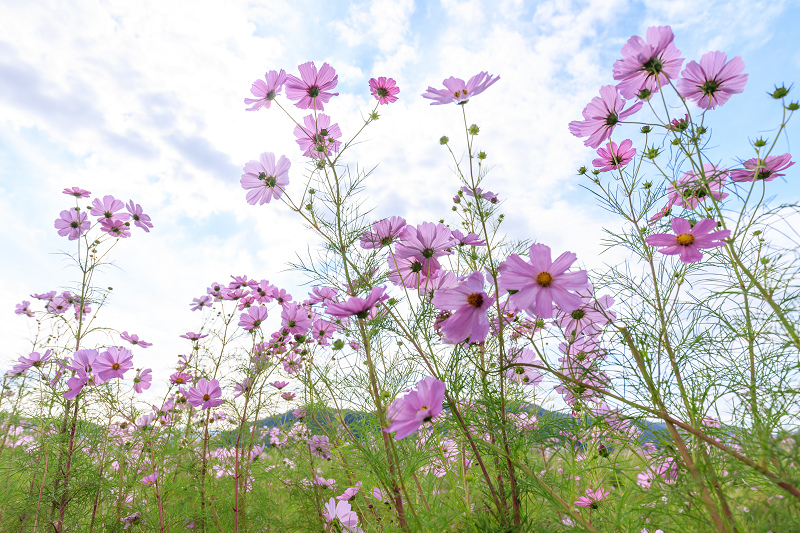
[245,69,287,111]
[285,61,339,111]
[592,139,636,172]
[186,378,224,410]
[613,25,684,99]
[677,51,747,110]
[54,208,90,240]
[240,152,291,205]
[646,217,731,263]
[667,164,729,209]
[421,72,499,105]
[369,77,400,104]
[730,153,795,182]
[293,113,342,159]
[568,85,643,148]
[498,244,590,319]
[431,271,495,344]
[384,376,446,440]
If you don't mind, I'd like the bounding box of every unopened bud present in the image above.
[439,136,449,145]
[468,124,480,135]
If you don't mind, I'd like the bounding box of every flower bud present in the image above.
[769,85,790,99]
[477,151,487,160]
[640,125,652,134]
[468,124,480,135]
[370,111,380,120]
[439,136,449,145]
[578,166,587,175]
[645,147,660,160]
[787,102,800,111]
[754,138,768,148]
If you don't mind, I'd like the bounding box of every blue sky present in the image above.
[1,0,798,396]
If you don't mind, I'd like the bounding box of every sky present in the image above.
[1,0,798,401]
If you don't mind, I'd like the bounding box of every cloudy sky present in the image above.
[2,0,798,392]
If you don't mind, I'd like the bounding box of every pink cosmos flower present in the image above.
[431,271,495,344]
[730,153,795,182]
[125,201,153,232]
[95,346,134,381]
[568,85,643,148]
[387,255,440,289]
[506,349,543,386]
[498,244,590,319]
[253,280,276,303]
[395,222,456,261]
[281,392,296,401]
[190,295,213,311]
[285,61,339,111]
[240,152,291,205]
[308,434,332,459]
[280,303,312,335]
[451,229,486,247]
[326,286,389,320]
[646,217,731,263]
[337,481,363,501]
[244,69,287,111]
[238,306,269,331]
[186,378,224,410]
[293,113,342,159]
[120,332,152,348]
[359,216,407,249]
[677,51,747,110]
[592,139,636,172]
[180,332,208,341]
[100,218,131,238]
[133,368,152,394]
[421,72,500,105]
[667,164,729,209]
[63,187,91,198]
[369,77,400,104]
[54,208,90,240]
[15,301,34,317]
[270,381,288,390]
[70,348,99,373]
[323,497,361,532]
[46,296,70,314]
[311,318,337,345]
[90,195,130,221]
[556,288,616,339]
[11,350,52,375]
[234,377,251,398]
[65,368,93,400]
[613,26,684,100]
[170,372,192,386]
[575,487,610,509]
[384,376,446,440]
[141,472,158,487]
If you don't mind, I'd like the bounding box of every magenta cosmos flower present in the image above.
[95,346,134,381]
[575,487,611,509]
[15,301,34,317]
[100,218,131,238]
[186,378,224,410]
[121,331,152,348]
[592,139,636,172]
[506,348,543,386]
[646,217,731,263]
[280,302,312,334]
[369,77,400,104]
[323,497,361,532]
[55,208,90,240]
[240,152,291,205]
[568,85,643,149]
[384,376,446,440]
[667,164,728,209]
[293,113,342,159]
[63,187,91,198]
[731,153,795,182]
[677,51,747,110]
[498,244,590,319]
[285,61,339,111]
[90,195,130,221]
[133,368,152,394]
[396,222,456,261]
[326,286,389,320]
[238,306,269,331]
[613,26,684,100]
[245,69,287,111]
[360,216,407,249]
[431,271,495,344]
[422,72,499,105]
[126,201,153,232]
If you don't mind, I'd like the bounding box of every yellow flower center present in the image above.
[676,233,694,246]
[536,272,553,287]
